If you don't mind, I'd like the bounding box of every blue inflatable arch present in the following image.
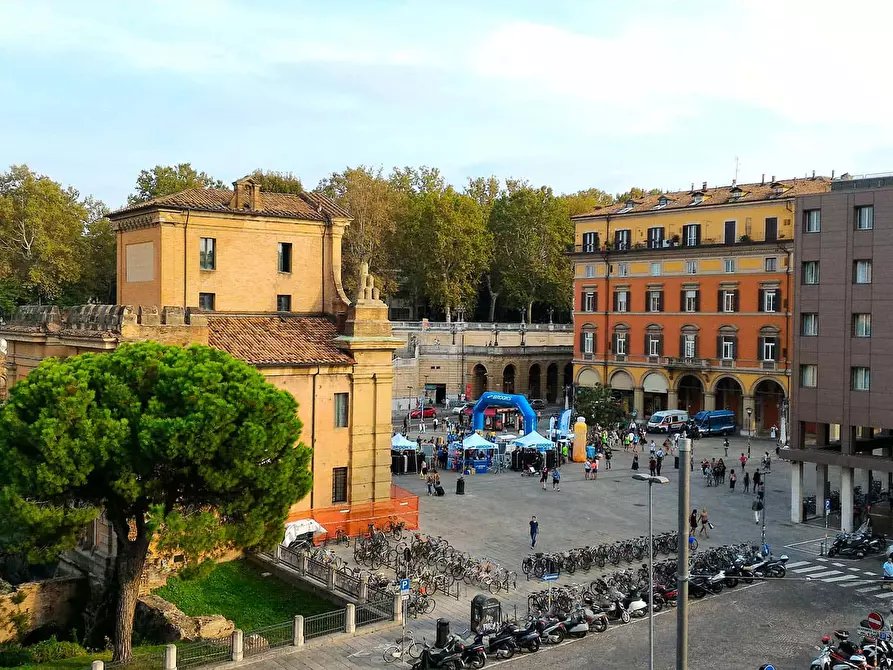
[471,392,538,434]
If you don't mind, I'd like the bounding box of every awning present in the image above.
[643,372,669,394]
[281,519,327,546]
[512,431,555,451]
[609,371,634,391]
[462,433,498,450]
[391,433,417,449]
[577,368,601,387]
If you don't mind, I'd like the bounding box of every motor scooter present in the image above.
[596,590,632,624]
[622,588,650,618]
[474,624,519,659]
[531,615,569,644]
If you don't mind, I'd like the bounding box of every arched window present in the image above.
[580,324,596,358]
[644,323,664,359]
[758,325,781,366]
[716,325,739,364]
[612,323,630,359]
[680,324,700,360]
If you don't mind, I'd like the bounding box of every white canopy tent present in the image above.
[462,432,498,451]
[512,430,555,451]
[391,433,417,450]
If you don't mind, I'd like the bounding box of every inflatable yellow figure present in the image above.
[572,417,587,462]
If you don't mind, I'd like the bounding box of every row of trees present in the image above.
[0,162,654,321]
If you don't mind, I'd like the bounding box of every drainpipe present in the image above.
[321,221,327,314]
[310,366,320,508]
[603,215,612,385]
[182,209,191,308]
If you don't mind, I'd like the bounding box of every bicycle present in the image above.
[688,534,699,552]
[382,630,423,663]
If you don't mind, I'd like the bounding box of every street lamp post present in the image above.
[746,406,753,457]
[632,473,670,670]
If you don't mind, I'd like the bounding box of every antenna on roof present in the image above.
[734,156,739,184]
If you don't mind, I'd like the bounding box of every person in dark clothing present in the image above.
[729,469,737,491]
[648,456,657,476]
[743,470,750,493]
[632,454,639,471]
[656,453,664,476]
[753,470,762,487]
[529,516,539,548]
[689,509,698,537]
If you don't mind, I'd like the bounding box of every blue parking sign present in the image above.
[399,578,411,595]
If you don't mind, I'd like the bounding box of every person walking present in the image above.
[425,471,434,496]
[529,516,539,549]
[420,419,426,433]
[632,453,639,471]
[540,466,549,491]
[655,450,664,476]
[420,458,428,480]
[743,470,750,493]
[403,416,409,434]
[753,469,762,488]
[723,437,730,457]
[729,469,737,491]
[648,456,657,476]
[592,456,599,481]
[883,553,893,587]
[649,439,656,456]
[740,453,747,470]
[604,446,613,470]
[689,509,698,538]
[552,468,561,492]
[433,416,439,431]
[699,508,710,538]
[752,497,764,524]
[584,459,591,481]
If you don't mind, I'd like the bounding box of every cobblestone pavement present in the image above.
[244,433,874,669]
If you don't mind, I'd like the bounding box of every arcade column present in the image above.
[703,392,716,412]
[633,387,645,417]
[840,466,855,533]
[790,460,804,522]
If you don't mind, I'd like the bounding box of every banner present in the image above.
[558,409,572,435]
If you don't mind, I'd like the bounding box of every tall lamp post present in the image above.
[632,473,670,670]
[746,406,753,457]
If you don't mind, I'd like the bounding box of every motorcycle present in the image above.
[474,624,519,659]
[495,620,541,653]
[622,588,650,618]
[653,582,678,606]
[410,639,467,670]
[445,633,486,670]
[531,615,569,644]
[578,598,609,632]
[596,590,632,624]
[689,570,726,598]
[829,520,886,559]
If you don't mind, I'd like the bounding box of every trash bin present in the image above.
[674,456,679,470]
[456,477,465,495]
[436,618,451,648]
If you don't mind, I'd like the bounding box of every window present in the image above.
[199,237,216,270]
[802,261,819,285]
[683,334,696,359]
[761,337,776,361]
[615,333,627,355]
[650,262,661,276]
[852,367,871,391]
[583,331,594,354]
[683,224,701,247]
[721,336,735,360]
[615,290,629,313]
[764,257,777,272]
[805,209,821,233]
[618,263,629,277]
[761,289,778,313]
[582,232,598,252]
[648,334,661,357]
[278,242,293,273]
[684,289,699,313]
[583,291,596,312]
[277,294,292,312]
[647,227,665,249]
[198,292,215,311]
[854,260,872,284]
[334,392,349,427]
[685,260,697,275]
[854,313,872,338]
[800,364,817,388]
[584,265,595,278]
[801,313,819,337]
[723,290,737,313]
[724,258,735,273]
[856,206,874,230]
[614,229,631,250]
[332,467,348,504]
[648,290,663,313]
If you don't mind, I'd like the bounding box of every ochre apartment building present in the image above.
[1,177,410,540]
[571,175,831,435]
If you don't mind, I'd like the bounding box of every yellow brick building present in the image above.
[1,177,407,534]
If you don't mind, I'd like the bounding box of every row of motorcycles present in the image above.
[828,520,888,559]
[811,629,893,669]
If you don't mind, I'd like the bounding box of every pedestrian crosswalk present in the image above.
[784,559,891,599]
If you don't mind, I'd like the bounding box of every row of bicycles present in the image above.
[521,531,679,578]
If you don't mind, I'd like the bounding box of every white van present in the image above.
[646,410,690,434]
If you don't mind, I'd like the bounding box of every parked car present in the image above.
[410,406,437,419]
[529,398,546,410]
[452,402,474,415]
[693,410,737,437]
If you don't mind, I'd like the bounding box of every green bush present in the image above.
[27,637,86,664]
[0,644,33,668]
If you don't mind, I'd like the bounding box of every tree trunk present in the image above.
[445,302,451,323]
[110,515,151,664]
[485,275,499,322]
[527,302,534,324]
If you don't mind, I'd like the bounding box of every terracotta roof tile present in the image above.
[207,315,354,367]
[109,188,351,221]
[572,176,832,219]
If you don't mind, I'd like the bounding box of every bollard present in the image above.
[293,615,304,647]
[231,630,244,663]
[358,576,369,604]
[345,604,356,634]
[91,661,104,670]
[163,644,177,670]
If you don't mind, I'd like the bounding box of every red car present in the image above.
[410,406,437,419]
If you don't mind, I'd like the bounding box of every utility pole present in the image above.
[676,438,692,670]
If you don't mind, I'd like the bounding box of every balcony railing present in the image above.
[574,354,787,372]
[569,237,786,255]
[666,357,707,369]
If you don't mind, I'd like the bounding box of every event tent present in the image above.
[391,433,417,450]
[462,432,498,450]
[512,430,555,451]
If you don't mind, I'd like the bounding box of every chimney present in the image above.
[812,169,816,179]
[229,176,261,211]
[771,175,776,183]
[832,169,836,179]
[249,182,262,211]
[732,178,736,187]
[761,173,765,185]
[691,182,695,191]
[702,181,707,191]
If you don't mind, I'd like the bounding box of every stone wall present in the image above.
[0,577,88,643]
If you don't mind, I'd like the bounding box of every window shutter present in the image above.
[593,293,598,312]
[580,332,586,354]
[733,290,740,312]
[680,290,686,311]
[717,290,723,312]
[644,333,650,356]
[658,334,664,356]
[611,333,617,353]
[658,291,664,312]
[774,289,781,309]
[680,334,685,357]
[757,336,764,361]
[695,224,702,245]
[758,288,765,312]
[732,336,738,360]
[613,291,619,312]
[693,335,699,358]
[717,335,723,359]
[694,291,700,312]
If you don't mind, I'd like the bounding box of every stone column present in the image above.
[393,594,404,624]
[231,630,243,663]
[358,576,369,604]
[91,662,104,670]
[841,466,855,533]
[293,615,304,647]
[667,389,678,410]
[703,392,716,412]
[742,396,756,437]
[163,645,177,670]
[816,464,829,504]
[633,387,645,417]
[345,604,356,634]
[790,461,804,523]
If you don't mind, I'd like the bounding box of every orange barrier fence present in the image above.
[286,485,419,545]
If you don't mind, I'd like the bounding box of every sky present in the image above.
[2,0,893,208]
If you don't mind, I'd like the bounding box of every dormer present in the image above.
[688,191,707,206]
[652,196,672,210]
[729,186,746,201]
[616,200,636,214]
[229,176,262,211]
[769,181,789,197]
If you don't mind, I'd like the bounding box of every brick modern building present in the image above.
[789,174,893,530]
[571,175,830,434]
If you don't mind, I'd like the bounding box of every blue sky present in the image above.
[2,0,892,207]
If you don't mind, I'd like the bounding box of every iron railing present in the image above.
[177,638,233,669]
[357,585,395,627]
[304,609,346,640]
[105,650,165,670]
[333,568,362,598]
[243,621,294,657]
[305,556,329,583]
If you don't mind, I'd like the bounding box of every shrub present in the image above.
[28,636,86,663]
[0,644,32,668]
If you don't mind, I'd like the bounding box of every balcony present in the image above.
[568,237,787,256]
[666,357,707,369]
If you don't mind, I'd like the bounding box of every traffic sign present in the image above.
[542,573,559,582]
[399,578,411,596]
[825,498,831,515]
[868,611,885,631]
[763,665,775,670]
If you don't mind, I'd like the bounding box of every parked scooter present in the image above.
[474,624,519,659]
[622,588,650,619]
[410,639,467,670]
[530,615,569,644]
[580,597,610,631]
[445,633,486,670]
[596,590,632,623]
[829,520,886,559]
[501,620,542,653]
[689,570,726,598]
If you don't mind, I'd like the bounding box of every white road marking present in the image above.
[866,571,878,576]
[833,562,846,567]
[807,570,843,578]
[849,567,862,572]
[823,575,860,583]
[840,580,876,588]
[874,591,893,600]
[817,557,829,562]
[858,586,883,593]
[792,566,830,574]
[785,561,811,569]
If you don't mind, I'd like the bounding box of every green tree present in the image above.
[127,164,224,204]
[0,342,312,662]
[614,187,662,202]
[465,177,505,320]
[0,165,92,301]
[562,187,614,217]
[574,384,626,432]
[250,169,304,195]
[317,166,398,298]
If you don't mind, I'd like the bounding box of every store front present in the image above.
[609,369,634,414]
[642,372,669,419]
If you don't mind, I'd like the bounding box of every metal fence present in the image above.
[278,545,303,571]
[305,556,329,583]
[304,609,346,640]
[105,650,165,670]
[333,568,362,598]
[356,586,394,628]
[243,621,294,657]
[177,638,234,669]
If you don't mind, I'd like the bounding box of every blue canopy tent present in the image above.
[391,433,417,450]
[462,433,498,450]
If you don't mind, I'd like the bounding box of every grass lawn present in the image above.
[153,559,338,630]
[15,644,168,670]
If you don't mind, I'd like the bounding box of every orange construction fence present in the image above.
[286,484,419,545]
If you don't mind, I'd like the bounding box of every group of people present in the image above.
[419,459,443,496]
[538,466,562,491]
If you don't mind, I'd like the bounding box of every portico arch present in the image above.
[576,367,601,386]
[609,369,634,413]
